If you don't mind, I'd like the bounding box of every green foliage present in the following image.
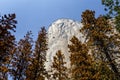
[115,13,120,31]
[95,61,117,80]
[102,0,120,32]
[102,0,120,15]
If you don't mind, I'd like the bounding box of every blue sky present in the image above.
[0,0,106,41]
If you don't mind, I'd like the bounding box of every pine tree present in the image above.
[10,31,33,80]
[68,36,117,80]
[68,36,100,80]
[81,10,120,79]
[102,0,120,16]
[26,27,48,80]
[95,61,117,80]
[51,50,68,80]
[102,0,120,31]
[0,14,17,80]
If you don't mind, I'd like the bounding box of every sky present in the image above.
[0,0,106,41]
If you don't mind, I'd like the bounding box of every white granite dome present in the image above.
[45,19,85,71]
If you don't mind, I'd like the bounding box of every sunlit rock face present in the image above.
[45,19,85,71]
[45,19,120,80]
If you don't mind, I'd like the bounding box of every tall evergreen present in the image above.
[26,27,48,80]
[81,10,120,79]
[102,0,120,31]
[10,31,33,80]
[51,50,68,80]
[68,36,100,80]
[0,14,17,80]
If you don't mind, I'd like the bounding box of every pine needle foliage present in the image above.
[26,27,48,80]
[51,50,68,80]
[68,36,100,80]
[10,31,33,80]
[81,10,120,79]
[0,14,17,80]
[102,0,120,32]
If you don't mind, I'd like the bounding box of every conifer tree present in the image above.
[51,50,68,80]
[102,0,120,16]
[81,10,120,79]
[68,36,117,80]
[68,36,100,80]
[0,14,17,80]
[102,0,120,31]
[26,27,48,80]
[10,31,33,80]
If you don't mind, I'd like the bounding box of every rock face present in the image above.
[45,19,85,71]
[45,18,120,78]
